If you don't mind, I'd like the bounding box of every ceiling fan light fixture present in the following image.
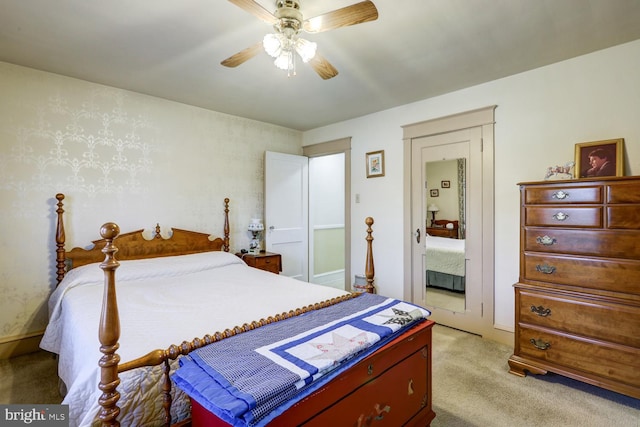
[273,50,294,73]
[295,38,317,63]
[263,33,283,57]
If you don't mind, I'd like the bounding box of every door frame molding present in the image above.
[402,106,510,344]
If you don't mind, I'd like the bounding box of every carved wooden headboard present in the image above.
[54,193,230,284]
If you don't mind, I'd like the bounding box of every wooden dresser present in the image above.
[508,176,640,398]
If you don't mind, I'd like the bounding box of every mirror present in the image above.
[424,158,466,312]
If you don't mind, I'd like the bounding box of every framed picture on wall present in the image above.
[441,180,450,188]
[575,138,624,178]
[430,189,439,197]
[366,150,385,178]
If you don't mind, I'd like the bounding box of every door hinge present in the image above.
[480,138,484,152]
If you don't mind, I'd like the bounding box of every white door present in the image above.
[265,151,309,281]
[411,128,483,335]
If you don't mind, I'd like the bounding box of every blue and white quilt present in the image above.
[172,292,430,427]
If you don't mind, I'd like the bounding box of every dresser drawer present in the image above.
[522,253,640,295]
[516,326,640,389]
[303,346,429,426]
[517,288,640,347]
[252,255,281,273]
[607,182,640,204]
[523,185,602,204]
[608,206,640,229]
[523,228,640,259]
[524,207,602,227]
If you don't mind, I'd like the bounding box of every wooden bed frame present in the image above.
[53,193,434,427]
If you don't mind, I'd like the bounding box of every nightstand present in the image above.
[237,252,282,274]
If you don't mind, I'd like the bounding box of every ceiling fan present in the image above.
[222,0,378,79]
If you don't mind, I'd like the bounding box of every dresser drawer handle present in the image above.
[530,338,551,350]
[553,212,569,221]
[535,264,556,274]
[374,404,391,420]
[530,305,551,317]
[552,190,569,200]
[536,235,557,246]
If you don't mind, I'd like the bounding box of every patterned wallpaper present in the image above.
[0,62,301,341]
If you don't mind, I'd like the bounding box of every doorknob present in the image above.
[269,226,275,230]
[415,228,421,244]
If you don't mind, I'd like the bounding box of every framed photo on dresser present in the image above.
[575,138,624,178]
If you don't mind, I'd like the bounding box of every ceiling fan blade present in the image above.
[228,0,278,25]
[309,53,338,80]
[303,1,378,33]
[221,42,264,68]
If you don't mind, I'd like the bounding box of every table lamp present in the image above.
[248,219,264,254]
[427,204,439,226]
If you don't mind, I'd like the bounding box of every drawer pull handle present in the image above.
[530,338,551,350]
[367,364,374,375]
[530,305,551,317]
[553,212,569,221]
[374,404,391,420]
[552,190,569,199]
[536,235,557,246]
[536,264,556,274]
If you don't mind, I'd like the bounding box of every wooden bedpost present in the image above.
[365,217,375,294]
[223,198,230,252]
[98,222,122,427]
[55,193,66,284]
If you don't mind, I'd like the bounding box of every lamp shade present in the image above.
[248,219,264,232]
[427,204,440,212]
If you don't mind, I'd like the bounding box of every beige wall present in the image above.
[303,39,640,334]
[0,62,302,346]
[313,228,345,273]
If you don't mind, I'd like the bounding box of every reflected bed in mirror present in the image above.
[425,234,465,312]
[425,158,466,313]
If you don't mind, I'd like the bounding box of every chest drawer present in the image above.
[524,207,602,227]
[524,185,602,204]
[517,288,640,347]
[523,228,640,259]
[240,252,282,274]
[302,346,429,426]
[522,253,640,295]
[516,325,640,389]
[608,206,640,229]
[252,255,281,273]
[607,182,640,203]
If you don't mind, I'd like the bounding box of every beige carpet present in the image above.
[1,325,638,426]
[431,324,640,427]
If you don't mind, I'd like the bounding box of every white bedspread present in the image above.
[40,251,348,427]
[425,235,466,277]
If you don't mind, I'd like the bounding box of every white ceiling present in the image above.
[2,0,640,131]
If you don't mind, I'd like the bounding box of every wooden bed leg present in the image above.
[55,194,67,284]
[98,222,122,427]
[365,217,375,294]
